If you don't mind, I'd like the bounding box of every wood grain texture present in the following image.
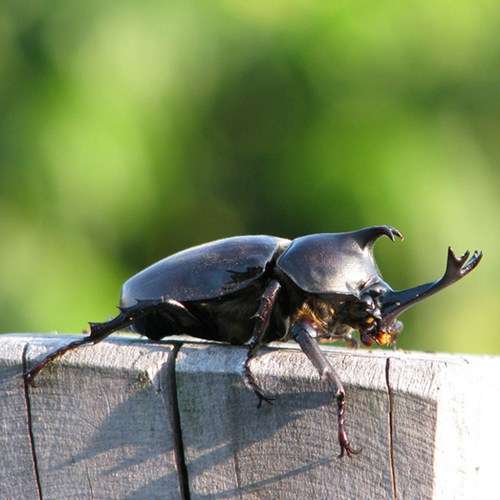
[1,335,500,500]
[176,343,393,499]
[176,344,500,500]
[24,335,182,500]
[0,336,40,500]
[389,352,500,500]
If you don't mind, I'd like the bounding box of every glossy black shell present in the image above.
[277,231,385,296]
[121,235,291,307]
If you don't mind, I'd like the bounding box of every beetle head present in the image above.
[358,314,404,348]
[355,246,482,347]
[347,282,403,347]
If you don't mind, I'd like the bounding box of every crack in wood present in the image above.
[21,343,43,500]
[85,466,94,500]
[233,446,243,499]
[168,344,191,500]
[385,357,397,500]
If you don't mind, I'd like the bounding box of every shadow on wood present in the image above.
[0,334,499,500]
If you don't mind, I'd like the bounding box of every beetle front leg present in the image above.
[291,320,360,458]
[244,279,281,408]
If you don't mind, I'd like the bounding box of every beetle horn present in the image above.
[354,225,404,250]
[381,247,482,326]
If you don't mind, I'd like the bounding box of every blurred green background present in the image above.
[0,1,498,353]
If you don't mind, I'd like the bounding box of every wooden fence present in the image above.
[1,334,499,499]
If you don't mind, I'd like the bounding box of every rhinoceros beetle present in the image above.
[25,225,482,457]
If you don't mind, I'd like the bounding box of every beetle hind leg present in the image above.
[25,297,200,385]
[243,280,281,408]
[24,336,95,386]
[24,308,137,385]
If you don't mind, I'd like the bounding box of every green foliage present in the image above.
[0,1,498,352]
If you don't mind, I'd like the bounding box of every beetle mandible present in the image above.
[24,225,482,457]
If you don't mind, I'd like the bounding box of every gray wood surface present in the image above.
[0,337,40,500]
[176,344,393,499]
[176,344,500,500]
[389,353,500,500]
[1,334,499,500]
[24,335,183,500]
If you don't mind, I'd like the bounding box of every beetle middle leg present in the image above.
[322,324,359,349]
[291,319,360,458]
[322,333,359,349]
[244,279,281,408]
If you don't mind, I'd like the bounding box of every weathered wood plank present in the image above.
[24,336,183,500]
[176,344,500,500]
[389,353,500,500]
[2,335,500,500]
[0,336,40,500]
[176,343,393,499]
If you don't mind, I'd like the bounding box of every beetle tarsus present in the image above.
[244,358,277,407]
[336,391,361,458]
[26,301,160,384]
[338,429,362,458]
[244,362,276,406]
[256,389,276,408]
[24,337,93,386]
[243,280,281,406]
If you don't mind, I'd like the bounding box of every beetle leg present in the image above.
[23,329,112,386]
[24,297,198,385]
[324,331,359,349]
[326,324,359,349]
[291,320,361,458]
[23,307,140,384]
[244,279,281,408]
[343,331,360,349]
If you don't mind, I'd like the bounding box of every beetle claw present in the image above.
[338,427,361,458]
[256,392,276,408]
[338,442,362,459]
[246,374,276,408]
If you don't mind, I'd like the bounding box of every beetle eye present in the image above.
[360,293,375,307]
[365,317,375,325]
